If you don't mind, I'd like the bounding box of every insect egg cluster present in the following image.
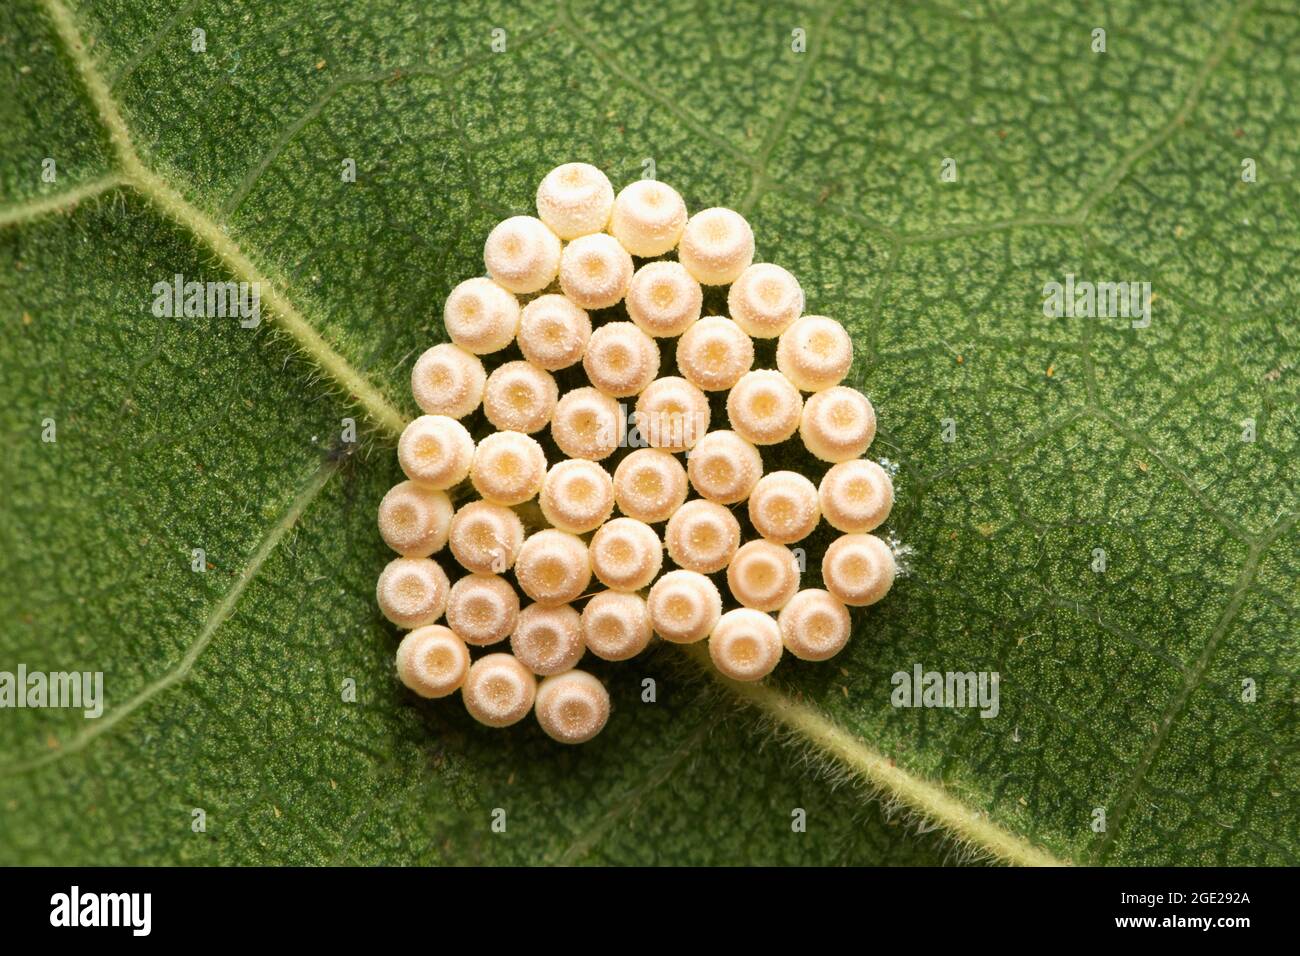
[378,162,898,744]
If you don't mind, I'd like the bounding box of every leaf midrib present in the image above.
[16,0,1268,867]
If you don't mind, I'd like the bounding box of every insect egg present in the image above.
[589,517,663,591]
[539,459,615,534]
[799,386,877,462]
[625,261,703,338]
[378,480,454,557]
[612,448,688,524]
[410,342,486,418]
[747,470,821,544]
[448,500,525,574]
[727,263,803,338]
[581,591,653,661]
[384,161,905,733]
[776,315,852,392]
[536,162,615,239]
[534,670,610,744]
[778,589,851,662]
[708,608,783,682]
[483,361,559,435]
[397,415,475,490]
[726,370,804,446]
[663,499,740,574]
[483,215,562,294]
[517,294,591,371]
[685,429,763,504]
[510,602,586,675]
[395,625,470,698]
[726,540,801,612]
[822,533,896,607]
[609,179,688,257]
[559,232,635,310]
[675,316,754,392]
[514,529,592,606]
[445,573,520,647]
[677,207,754,285]
[647,569,722,644]
[463,653,537,728]
[470,430,547,506]
[633,376,710,452]
[551,387,624,461]
[443,277,521,355]
[376,556,451,629]
[582,321,660,398]
[818,458,894,533]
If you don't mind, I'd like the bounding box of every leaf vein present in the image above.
[0,459,339,775]
[679,645,1070,866]
[0,174,124,229]
[1095,508,1300,862]
[37,0,408,438]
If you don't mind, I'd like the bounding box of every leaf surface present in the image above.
[1,0,1295,865]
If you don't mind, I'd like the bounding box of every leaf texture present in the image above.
[0,0,1296,865]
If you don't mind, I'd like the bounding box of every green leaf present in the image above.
[1,0,1295,866]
